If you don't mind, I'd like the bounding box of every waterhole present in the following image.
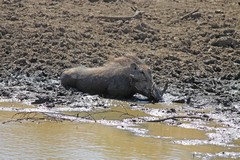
[0,101,239,160]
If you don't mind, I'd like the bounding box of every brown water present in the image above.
[0,102,239,160]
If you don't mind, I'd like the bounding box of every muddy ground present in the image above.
[0,1,239,112]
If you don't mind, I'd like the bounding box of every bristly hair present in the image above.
[106,54,144,67]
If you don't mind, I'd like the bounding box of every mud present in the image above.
[0,0,239,106]
[0,0,240,157]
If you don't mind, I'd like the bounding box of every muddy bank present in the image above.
[0,0,239,111]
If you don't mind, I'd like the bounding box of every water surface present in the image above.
[0,102,239,160]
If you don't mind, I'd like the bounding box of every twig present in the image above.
[94,10,144,21]
[2,117,48,124]
[160,81,169,97]
[179,8,199,20]
[147,116,204,122]
[82,111,96,122]
[80,109,136,120]
[168,8,199,25]
[1,106,138,124]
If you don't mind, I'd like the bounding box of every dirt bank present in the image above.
[0,0,239,110]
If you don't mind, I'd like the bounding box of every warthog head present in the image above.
[129,63,164,102]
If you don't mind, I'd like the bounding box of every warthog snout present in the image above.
[150,81,169,102]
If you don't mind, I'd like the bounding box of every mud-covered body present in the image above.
[61,55,165,101]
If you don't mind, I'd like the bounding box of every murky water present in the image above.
[0,102,239,160]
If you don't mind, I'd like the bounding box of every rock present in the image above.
[234,50,240,55]
[212,66,221,72]
[31,96,53,104]
[14,58,28,66]
[172,98,185,103]
[210,23,221,29]
[8,16,19,21]
[103,0,117,2]
[234,59,240,64]
[205,88,216,93]
[122,27,131,34]
[215,10,224,14]
[234,72,240,80]
[163,55,181,61]
[88,0,99,2]
[211,37,239,48]
[223,29,235,36]
[191,12,202,19]
[204,59,217,65]
[221,74,234,80]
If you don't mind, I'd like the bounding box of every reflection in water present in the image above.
[0,119,186,160]
[0,102,239,160]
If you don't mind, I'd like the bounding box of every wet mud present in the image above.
[0,0,239,107]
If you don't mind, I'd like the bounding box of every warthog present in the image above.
[61,55,167,102]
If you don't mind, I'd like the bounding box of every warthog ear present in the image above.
[130,63,140,71]
[130,63,140,81]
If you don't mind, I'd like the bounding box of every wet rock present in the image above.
[167,108,176,113]
[32,96,54,104]
[16,94,29,101]
[172,98,185,103]
[45,102,55,108]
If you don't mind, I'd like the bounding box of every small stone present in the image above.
[208,14,213,19]
[116,20,123,26]
[213,66,221,72]
[89,0,99,2]
[204,59,217,65]
[215,10,224,14]
[210,23,220,29]
[191,12,201,19]
[211,37,239,48]
[234,72,240,80]
[9,16,19,21]
[58,27,65,33]
[234,59,240,64]
[14,58,28,66]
